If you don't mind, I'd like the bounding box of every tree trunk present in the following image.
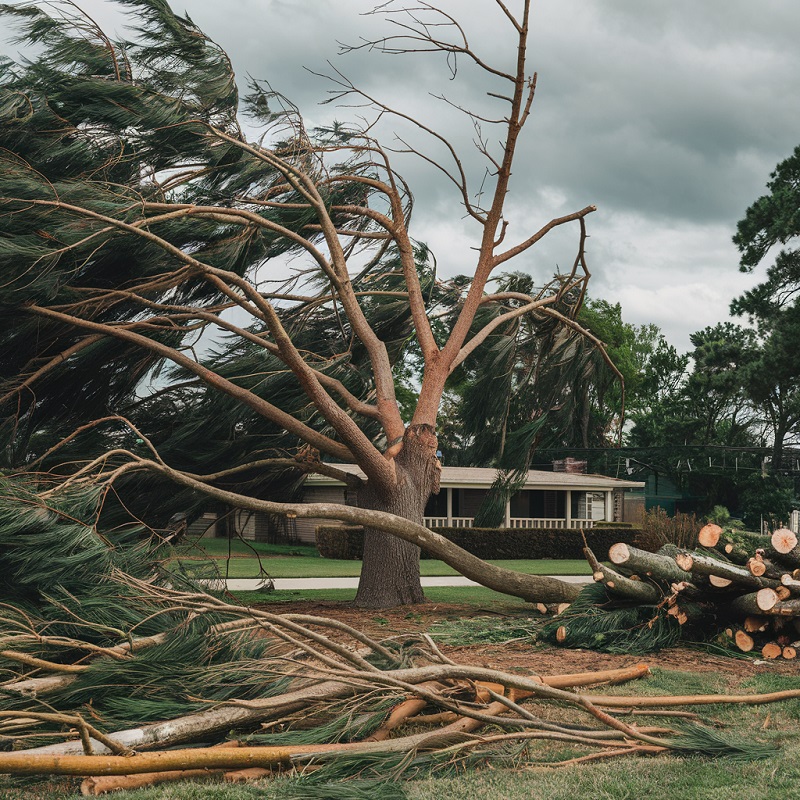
[772,421,787,472]
[355,425,439,607]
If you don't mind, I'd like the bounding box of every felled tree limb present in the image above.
[81,769,225,796]
[583,688,800,708]
[583,546,661,603]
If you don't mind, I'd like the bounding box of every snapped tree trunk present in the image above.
[355,425,439,607]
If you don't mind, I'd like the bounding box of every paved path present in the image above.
[215,575,591,591]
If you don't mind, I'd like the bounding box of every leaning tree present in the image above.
[0,0,598,607]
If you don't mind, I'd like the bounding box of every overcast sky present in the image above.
[7,1,799,352]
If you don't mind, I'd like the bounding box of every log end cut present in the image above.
[772,527,798,555]
[709,575,733,588]
[608,542,631,566]
[697,523,723,548]
[757,588,779,612]
[761,642,783,660]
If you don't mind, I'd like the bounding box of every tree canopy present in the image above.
[0,0,597,607]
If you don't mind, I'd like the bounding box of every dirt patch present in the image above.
[252,600,800,680]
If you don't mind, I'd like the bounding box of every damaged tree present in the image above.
[0,0,598,606]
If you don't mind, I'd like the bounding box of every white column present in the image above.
[504,499,511,528]
[605,491,614,522]
[565,490,572,528]
[446,487,453,526]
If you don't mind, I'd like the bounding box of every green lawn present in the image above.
[171,538,591,579]
[231,585,538,606]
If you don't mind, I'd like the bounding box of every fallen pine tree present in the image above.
[541,525,800,659]
[0,487,795,797]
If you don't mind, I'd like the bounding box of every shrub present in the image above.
[641,507,701,549]
[315,526,364,560]
[315,524,657,560]
[705,505,745,530]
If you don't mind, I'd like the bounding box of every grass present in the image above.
[230,585,538,607]
[170,538,591,579]
[6,668,800,799]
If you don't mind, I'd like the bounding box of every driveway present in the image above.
[214,575,591,591]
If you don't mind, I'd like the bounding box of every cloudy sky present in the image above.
[7,1,800,352]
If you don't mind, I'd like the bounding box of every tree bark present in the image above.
[355,425,439,607]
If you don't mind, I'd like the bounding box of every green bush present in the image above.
[315,524,657,560]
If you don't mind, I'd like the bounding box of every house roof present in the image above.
[306,464,645,491]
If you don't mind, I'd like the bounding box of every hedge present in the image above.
[315,524,659,561]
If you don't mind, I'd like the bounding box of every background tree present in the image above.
[731,145,800,472]
[0,0,594,607]
[434,281,633,473]
[732,144,800,316]
[740,306,800,470]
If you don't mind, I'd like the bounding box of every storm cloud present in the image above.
[5,0,797,350]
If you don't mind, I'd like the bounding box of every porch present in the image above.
[423,486,612,530]
[424,517,596,529]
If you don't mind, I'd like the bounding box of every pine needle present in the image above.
[666,723,778,761]
[539,584,682,654]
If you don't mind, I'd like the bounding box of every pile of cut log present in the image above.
[584,524,800,660]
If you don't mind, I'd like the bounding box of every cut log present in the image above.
[675,552,694,572]
[730,588,779,616]
[672,550,780,590]
[772,527,798,553]
[697,523,723,548]
[747,558,767,577]
[555,626,568,643]
[708,575,733,588]
[771,528,800,567]
[762,597,800,617]
[734,630,755,652]
[761,642,782,660]
[780,574,800,593]
[775,586,792,602]
[583,546,661,603]
[608,544,693,584]
[747,556,785,580]
[783,646,797,660]
[743,616,769,634]
[669,580,703,600]
[720,541,750,565]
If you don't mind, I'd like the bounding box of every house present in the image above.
[294,464,646,544]
[188,464,645,544]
